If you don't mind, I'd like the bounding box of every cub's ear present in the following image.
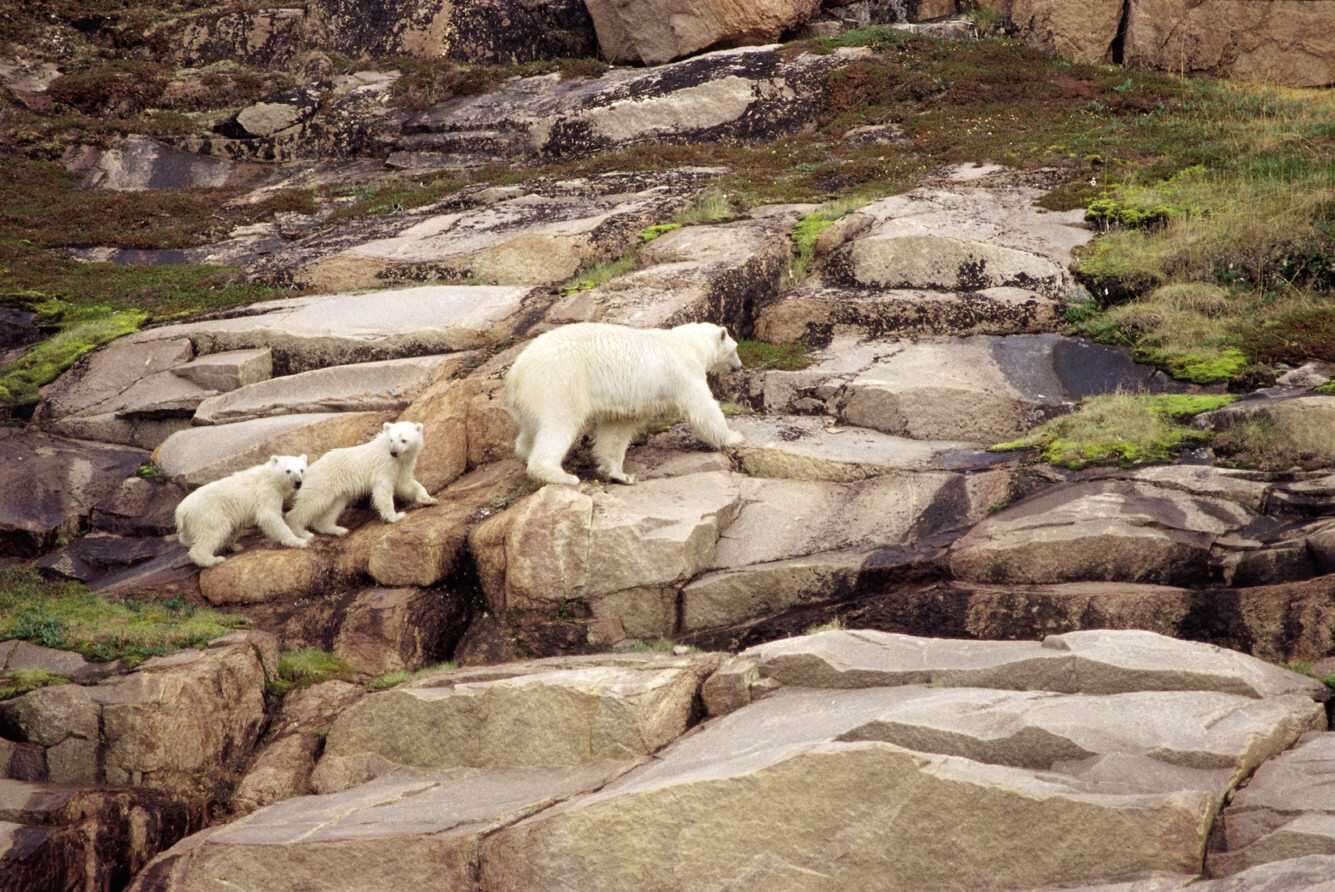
[719,328,726,341]
[382,422,393,434]
[298,454,308,464]
[414,422,424,433]
[268,455,279,464]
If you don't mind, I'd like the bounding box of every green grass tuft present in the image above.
[789,196,867,282]
[991,393,1236,469]
[559,254,638,296]
[673,189,737,226]
[366,661,458,691]
[0,669,71,701]
[804,617,845,635]
[0,568,247,664]
[269,648,355,697]
[639,223,682,242]
[737,340,814,371]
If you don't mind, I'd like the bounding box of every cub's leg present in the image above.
[255,508,310,548]
[526,421,581,486]
[371,481,406,523]
[680,381,743,448]
[310,498,351,537]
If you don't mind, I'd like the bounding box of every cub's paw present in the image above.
[385,512,407,524]
[724,431,745,448]
[416,495,439,506]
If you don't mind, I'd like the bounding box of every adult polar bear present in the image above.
[505,322,744,486]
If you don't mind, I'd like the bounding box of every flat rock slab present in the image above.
[727,414,1010,480]
[155,411,393,487]
[66,135,262,192]
[315,653,719,786]
[711,469,1009,569]
[1209,733,1335,876]
[193,355,455,424]
[129,765,632,892]
[41,337,195,421]
[949,479,1255,586]
[0,430,145,557]
[171,348,273,392]
[755,334,1178,443]
[129,285,536,374]
[732,628,1329,701]
[546,216,791,333]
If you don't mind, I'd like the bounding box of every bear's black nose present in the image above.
[293,481,302,490]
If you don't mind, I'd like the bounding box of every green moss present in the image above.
[673,189,736,226]
[269,648,355,696]
[559,254,637,295]
[1134,346,1249,384]
[0,568,247,664]
[639,223,682,243]
[366,661,458,691]
[0,669,71,701]
[737,340,814,371]
[789,197,867,281]
[1317,381,1335,395]
[991,393,1235,469]
[0,303,145,410]
[813,26,908,53]
[719,401,753,417]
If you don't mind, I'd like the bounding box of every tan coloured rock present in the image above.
[235,102,303,137]
[584,0,822,64]
[1009,0,1124,63]
[1124,1,1335,88]
[199,546,334,606]
[316,654,717,787]
[950,479,1253,586]
[128,765,632,892]
[836,233,1067,294]
[681,549,870,633]
[171,348,273,392]
[193,355,462,425]
[737,628,1329,700]
[231,734,321,815]
[473,472,741,612]
[333,588,450,675]
[156,411,394,487]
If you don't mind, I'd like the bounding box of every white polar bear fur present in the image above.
[504,321,744,486]
[285,421,437,537]
[175,455,310,568]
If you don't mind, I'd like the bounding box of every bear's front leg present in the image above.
[400,478,438,506]
[682,381,744,450]
[372,481,406,523]
[256,509,310,549]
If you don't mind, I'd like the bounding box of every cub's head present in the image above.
[382,421,425,459]
[709,325,743,375]
[266,454,308,492]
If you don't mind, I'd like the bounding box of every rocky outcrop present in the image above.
[584,0,821,64]
[156,0,597,67]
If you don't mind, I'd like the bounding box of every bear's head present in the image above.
[382,421,425,459]
[709,325,743,375]
[266,454,308,492]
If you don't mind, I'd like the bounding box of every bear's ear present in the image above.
[268,455,279,465]
[719,328,726,342]
[382,422,392,434]
[414,422,424,433]
[298,454,307,464]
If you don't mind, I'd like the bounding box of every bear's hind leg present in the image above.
[256,508,311,548]
[311,499,351,537]
[592,420,640,484]
[187,532,227,569]
[527,422,581,486]
[513,425,535,462]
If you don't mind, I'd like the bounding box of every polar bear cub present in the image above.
[504,321,745,486]
[285,421,437,537]
[175,455,311,568]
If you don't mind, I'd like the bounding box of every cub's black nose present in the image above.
[293,481,302,490]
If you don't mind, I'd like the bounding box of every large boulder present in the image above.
[314,653,720,788]
[1007,0,1124,64]
[949,479,1254,585]
[584,0,821,64]
[1124,0,1335,88]
[0,634,273,801]
[0,430,145,557]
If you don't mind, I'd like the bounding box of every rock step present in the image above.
[748,333,1185,443]
[755,284,1063,344]
[129,630,1327,892]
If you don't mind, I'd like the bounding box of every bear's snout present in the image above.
[293,480,302,490]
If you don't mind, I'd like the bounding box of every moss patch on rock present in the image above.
[992,393,1237,469]
[0,669,71,701]
[738,339,813,371]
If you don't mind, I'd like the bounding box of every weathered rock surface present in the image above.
[130,285,537,375]
[0,780,195,892]
[128,765,631,892]
[1209,733,1335,876]
[949,479,1255,586]
[64,136,263,191]
[156,410,393,487]
[315,653,719,788]
[1123,0,1335,89]
[192,355,454,424]
[546,214,792,335]
[169,348,273,393]
[0,430,145,556]
[398,46,863,165]
[1008,0,1125,64]
[0,634,272,801]
[584,0,821,64]
[331,588,453,675]
[749,334,1178,442]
